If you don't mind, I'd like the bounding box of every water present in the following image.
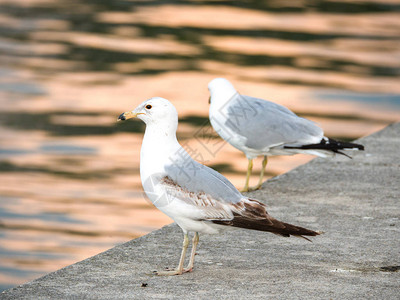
[0,0,399,292]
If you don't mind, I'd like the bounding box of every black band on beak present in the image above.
[118,113,126,121]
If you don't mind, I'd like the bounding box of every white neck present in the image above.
[139,121,180,180]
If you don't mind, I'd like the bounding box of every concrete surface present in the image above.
[1,123,399,299]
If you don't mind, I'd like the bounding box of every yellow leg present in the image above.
[241,159,253,192]
[184,232,199,272]
[155,233,189,276]
[253,156,268,190]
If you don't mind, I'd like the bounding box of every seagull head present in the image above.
[208,78,237,105]
[117,97,178,127]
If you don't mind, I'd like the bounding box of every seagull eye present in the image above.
[145,104,152,109]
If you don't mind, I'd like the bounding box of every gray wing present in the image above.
[159,175,240,221]
[223,94,323,150]
[164,149,243,205]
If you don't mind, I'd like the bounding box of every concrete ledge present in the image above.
[2,123,399,299]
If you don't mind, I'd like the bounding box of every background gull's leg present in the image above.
[253,156,268,190]
[241,159,253,192]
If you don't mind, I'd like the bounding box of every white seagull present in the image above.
[208,78,364,192]
[118,97,320,276]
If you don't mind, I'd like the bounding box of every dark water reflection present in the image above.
[1,0,400,292]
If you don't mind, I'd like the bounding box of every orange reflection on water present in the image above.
[97,5,400,36]
[203,36,400,67]
[30,31,201,55]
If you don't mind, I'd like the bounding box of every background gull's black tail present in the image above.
[284,138,364,157]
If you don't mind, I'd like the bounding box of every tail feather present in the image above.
[284,137,364,157]
[211,198,321,241]
[211,198,321,240]
[213,216,320,241]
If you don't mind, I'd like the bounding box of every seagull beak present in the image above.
[117,111,144,121]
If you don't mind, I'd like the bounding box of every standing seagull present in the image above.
[208,78,364,192]
[118,97,320,276]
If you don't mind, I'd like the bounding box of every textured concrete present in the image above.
[2,123,400,299]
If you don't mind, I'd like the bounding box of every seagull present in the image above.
[208,78,364,192]
[118,97,320,276]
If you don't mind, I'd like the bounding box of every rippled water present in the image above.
[1,0,400,292]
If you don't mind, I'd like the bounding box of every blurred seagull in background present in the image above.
[118,97,320,276]
[208,78,364,192]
